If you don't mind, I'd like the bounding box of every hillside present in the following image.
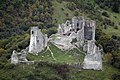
[0,0,120,80]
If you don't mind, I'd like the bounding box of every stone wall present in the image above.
[29,27,48,55]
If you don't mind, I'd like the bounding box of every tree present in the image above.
[47,27,57,37]
[112,2,120,13]
[38,5,44,13]
[66,2,76,11]
[74,10,79,16]
[102,11,109,17]
[112,74,120,80]
[0,48,6,57]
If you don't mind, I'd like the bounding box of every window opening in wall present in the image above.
[77,23,79,27]
[32,31,34,34]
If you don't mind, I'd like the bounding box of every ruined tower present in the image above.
[29,27,48,55]
[84,20,95,40]
[72,16,85,47]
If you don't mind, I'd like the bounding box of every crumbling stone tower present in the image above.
[29,27,48,55]
[84,20,95,40]
[72,16,85,47]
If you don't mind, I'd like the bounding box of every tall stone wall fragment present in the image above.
[11,50,19,64]
[28,27,48,55]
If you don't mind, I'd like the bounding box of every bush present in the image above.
[0,62,4,69]
[74,10,79,16]
[47,28,57,37]
[4,63,15,69]
[112,74,120,80]
[102,11,109,17]
[103,18,114,26]
[0,48,6,57]
[57,0,62,3]
[114,26,118,29]
[111,53,120,69]
[66,2,76,11]
[0,56,8,63]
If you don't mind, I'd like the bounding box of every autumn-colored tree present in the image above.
[0,48,6,57]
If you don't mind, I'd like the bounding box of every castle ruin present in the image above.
[50,16,102,70]
[11,16,102,70]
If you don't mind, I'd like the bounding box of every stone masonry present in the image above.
[11,16,102,70]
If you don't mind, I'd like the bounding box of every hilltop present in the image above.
[0,0,120,80]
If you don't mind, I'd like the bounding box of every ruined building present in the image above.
[52,16,102,70]
[11,49,28,64]
[53,16,96,49]
[29,27,48,55]
[11,16,102,70]
[11,27,48,64]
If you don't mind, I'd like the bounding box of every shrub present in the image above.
[102,11,109,17]
[114,25,118,29]
[0,62,4,69]
[112,74,120,80]
[4,63,15,69]
[74,10,79,16]
[66,2,76,11]
[103,18,114,26]
[57,0,62,3]
[0,48,6,57]
[47,28,57,37]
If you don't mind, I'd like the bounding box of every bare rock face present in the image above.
[28,27,48,55]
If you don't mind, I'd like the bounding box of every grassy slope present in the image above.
[0,60,119,80]
[100,9,120,37]
[52,0,120,37]
[102,26,120,37]
[27,43,85,64]
[27,42,120,80]
[52,0,74,24]
[73,64,119,80]
[103,16,120,37]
